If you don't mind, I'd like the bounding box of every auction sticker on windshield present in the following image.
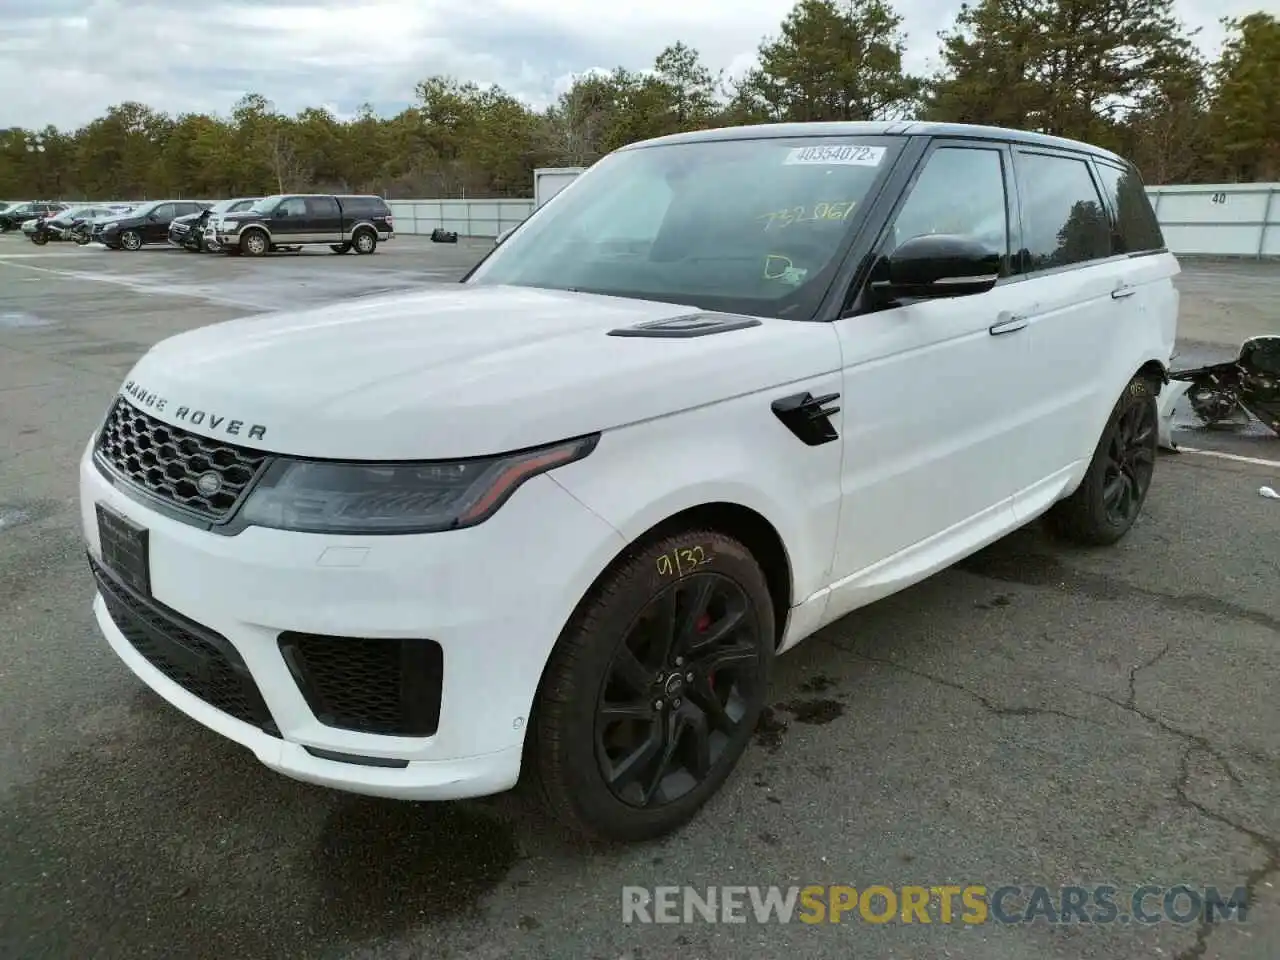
[784,145,886,166]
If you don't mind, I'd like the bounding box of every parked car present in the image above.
[25,204,126,244]
[215,194,393,255]
[95,199,211,250]
[79,121,1177,842]
[72,206,134,245]
[0,201,67,232]
[169,197,261,252]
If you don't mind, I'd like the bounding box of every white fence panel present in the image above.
[1146,183,1279,257]
[389,199,533,238]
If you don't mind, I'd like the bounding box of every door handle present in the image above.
[989,316,1027,336]
[1111,285,1137,299]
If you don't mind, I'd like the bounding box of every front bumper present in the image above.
[79,432,625,800]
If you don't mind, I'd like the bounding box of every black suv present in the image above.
[169,197,261,252]
[96,200,211,250]
[0,201,67,232]
[215,194,394,256]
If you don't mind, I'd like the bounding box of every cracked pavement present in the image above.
[0,239,1277,959]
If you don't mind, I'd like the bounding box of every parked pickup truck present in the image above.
[215,194,394,256]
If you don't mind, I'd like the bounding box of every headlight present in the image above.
[103,221,118,230]
[238,435,599,534]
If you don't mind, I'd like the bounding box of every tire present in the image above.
[352,229,377,254]
[30,233,47,245]
[119,230,143,251]
[330,243,351,254]
[73,230,90,246]
[529,528,775,842]
[1045,375,1159,546]
[241,229,268,256]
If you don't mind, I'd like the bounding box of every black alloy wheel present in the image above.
[595,572,764,808]
[531,529,774,841]
[1046,375,1160,545]
[1101,394,1156,526]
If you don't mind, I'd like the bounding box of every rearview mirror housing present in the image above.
[870,234,1002,302]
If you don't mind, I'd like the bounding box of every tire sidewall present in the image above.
[242,230,267,256]
[120,230,141,251]
[1081,378,1158,534]
[537,530,775,839]
[353,230,375,254]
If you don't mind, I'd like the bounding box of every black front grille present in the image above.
[91,557,279,736]
[279,633,444,737]
[95,397,269,521]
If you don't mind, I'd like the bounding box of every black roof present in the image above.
[618,120,1128,165]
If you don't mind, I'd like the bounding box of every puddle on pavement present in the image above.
[778,698,845,725]
[0,311,54,329]
[754,706,789,750]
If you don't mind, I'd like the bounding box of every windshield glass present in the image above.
[55,206,89,220]
[466,135,903,318]
[250,195,282,212]
[128,201,159,218]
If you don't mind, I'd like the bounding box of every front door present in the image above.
[272,196,309,243]
[823,140,1029,620]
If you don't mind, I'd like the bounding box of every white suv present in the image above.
[79,122,1178,842]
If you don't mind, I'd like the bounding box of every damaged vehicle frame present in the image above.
[80,121,1178,843]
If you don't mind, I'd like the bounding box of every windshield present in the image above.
[466,135,903,319]
[55,206,89,220]
[250,195,282,212]
[128,201,159,218]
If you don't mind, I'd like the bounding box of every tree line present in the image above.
[1,0,1276,202]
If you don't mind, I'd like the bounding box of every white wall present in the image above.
[387,183,1280,257]
[1145,183,1279,257]
[387,199,533,239]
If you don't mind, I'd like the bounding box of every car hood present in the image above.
[118,284,838,460]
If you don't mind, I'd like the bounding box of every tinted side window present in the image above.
[1094,162,1164,254]
[232,200,256,212]
[1017,152,1112,270]
[887,145,1010,266]
[278,197,307,217]
[307,196,340,217]
[150,203,176,220]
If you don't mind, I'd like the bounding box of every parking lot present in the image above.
[1,235,1277,960]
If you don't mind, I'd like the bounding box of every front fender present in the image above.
[549,379,845,611]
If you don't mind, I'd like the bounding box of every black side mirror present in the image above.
[147,214,159,222]
[275,207,288,218]
[870,234,1001,302]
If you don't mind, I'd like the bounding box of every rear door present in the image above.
[1005,147,1133,519]
[307,196,342,242]
[272,196,309,242]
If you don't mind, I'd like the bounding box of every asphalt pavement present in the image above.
[0,234,1277,960]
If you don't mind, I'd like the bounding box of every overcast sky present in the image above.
[0,0,1264,130]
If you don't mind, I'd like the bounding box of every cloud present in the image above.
[0,0,1260,130]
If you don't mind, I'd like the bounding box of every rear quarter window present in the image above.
[1094,162,1165,254]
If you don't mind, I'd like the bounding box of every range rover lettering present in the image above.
[81,121,1178,842]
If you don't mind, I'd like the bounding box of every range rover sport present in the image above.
[80,121,1178,842]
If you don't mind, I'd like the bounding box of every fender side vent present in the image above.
[772,391,841,446]
[608,315,763,338]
